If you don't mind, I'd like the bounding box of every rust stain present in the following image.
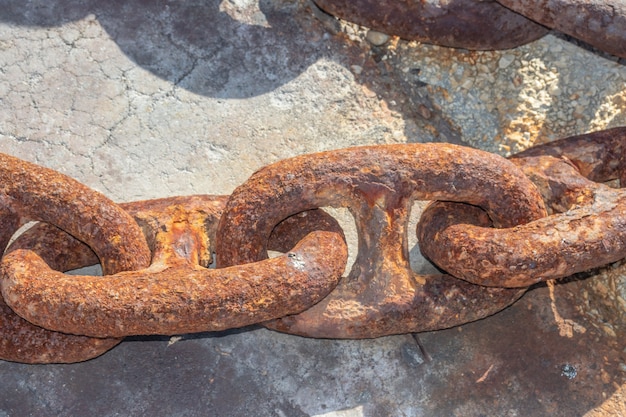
[0,153,151,363]
[496,0,626,59]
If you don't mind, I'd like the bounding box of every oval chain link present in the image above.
[0,153,151,363]
[2,196,347,339]
[216,143,546,338]
[417,128,626,287]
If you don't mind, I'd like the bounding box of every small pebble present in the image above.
[417,104,432,119]
[366,30,390,46]
[498,54,516,69]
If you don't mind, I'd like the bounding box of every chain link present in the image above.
[311,0,626,59]
[216,143,546,338]
[418,127,626,287]
[312,0,549,50]
[0,128,624,363]
[0,194,346,363]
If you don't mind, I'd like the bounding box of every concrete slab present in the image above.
[0,1,625,416]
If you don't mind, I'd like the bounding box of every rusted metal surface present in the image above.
[267,209,347,253]
[0,298,121,364]
[1,220,124,364]
[8,200,344,274]
[216,143,546,338]
[1,221,120,364]
[0,153,152,363]
[0,153,151,274]
[0,206,19,255]
[2,135,622,359]
[512,127,626,186]
[495,0,626,59]
[1,195,347,339]
[312,0,549,50]
[418,129,626,288]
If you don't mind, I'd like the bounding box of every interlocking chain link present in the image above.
[2,196,346,339]
[216,143,546,338]
[418,127,626,287]
[312,0,549,50]
[0,195,346,363]
[0,128,624,363]
[0,153,151,363]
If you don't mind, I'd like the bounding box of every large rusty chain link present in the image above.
[418,129,626,287]
[0,127,624,363]
[216,143,546,338]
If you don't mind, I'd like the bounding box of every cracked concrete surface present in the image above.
[1,1,625,416]
[1,0,410,201]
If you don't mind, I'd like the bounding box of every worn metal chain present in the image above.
[0,127,624,363]
[311,0,626,59]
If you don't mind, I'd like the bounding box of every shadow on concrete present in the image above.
[0,0,326,99]
[2,0,623,147]
[0,0,468,143]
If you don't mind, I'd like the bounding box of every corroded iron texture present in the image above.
[1,196,347,339]
[216,144,546,338]
[0,220,118,363]
[0,299,121,364]
[313,0,549,49]
[0,206,19,255]
[418,129,626,288]
[0,153,151,274]
[496,0,626,59]
[0,153,151,363]
[512,127,626,186]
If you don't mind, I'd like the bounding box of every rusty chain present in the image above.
[419,128,626,287]
[216,143,546,338]
[0,127,624,363]
[311,0,626,59]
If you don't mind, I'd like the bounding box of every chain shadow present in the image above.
[0,0,327,99]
